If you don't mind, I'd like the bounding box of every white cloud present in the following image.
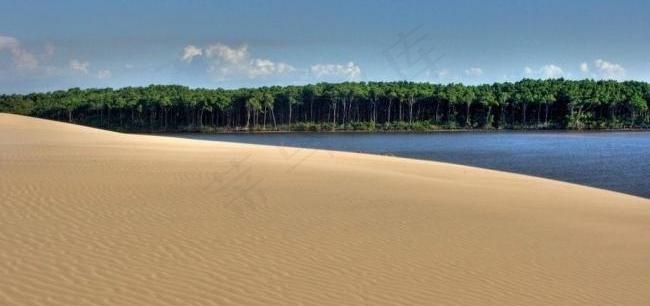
[205,43,248,64]
[181,42,368,80]
[69,59,90,74]
[189,42,296,78]
[96,69,111,79]
[524,64,565,79]
[580,62,589,74]
[464,67,483,77]
[248,58,296,77]
[594,59,625,80]
[180,45,202,63]
[310,62,361,79]
[0,34,39,70]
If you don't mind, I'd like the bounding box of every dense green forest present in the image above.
[2,79,649,132]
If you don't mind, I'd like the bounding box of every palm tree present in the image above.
[261,92,276,130]
[245,94,261,129]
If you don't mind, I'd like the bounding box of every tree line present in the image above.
[1,79,649,132]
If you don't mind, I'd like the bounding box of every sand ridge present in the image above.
[1,113,649,305]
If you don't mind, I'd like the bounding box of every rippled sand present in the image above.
[1,113,649,305]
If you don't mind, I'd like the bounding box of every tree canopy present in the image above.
[2,79,649,132]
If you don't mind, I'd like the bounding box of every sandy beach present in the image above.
[1,113,649,305]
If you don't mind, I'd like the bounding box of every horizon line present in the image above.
[3,78,648,95]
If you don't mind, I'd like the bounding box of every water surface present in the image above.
[175,132,650,198]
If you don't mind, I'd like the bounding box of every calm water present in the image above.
[175,132,650,198]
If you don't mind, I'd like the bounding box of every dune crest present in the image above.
[1,113,649,305]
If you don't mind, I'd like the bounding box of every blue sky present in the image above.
[1,0,649,93]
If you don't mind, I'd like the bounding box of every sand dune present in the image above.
[1,113,649,305]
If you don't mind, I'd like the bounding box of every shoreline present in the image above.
[108,123,650,135]
[149,127,650,135]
